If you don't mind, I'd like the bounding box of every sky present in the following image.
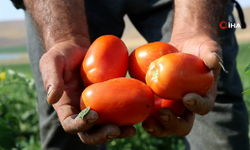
[0,0,250,22]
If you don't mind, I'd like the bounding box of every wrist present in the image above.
[170,32,214,50]
[46,39,89,62]
[24,0,90,51]
[172,0,229,42]
[45,35,91,53]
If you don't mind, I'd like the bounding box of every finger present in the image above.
[198,40,222,71]
[39,50,65,104]
[159,108,194,137]
[78,124,121,145]
[142,118,166,137]
[55,103,99,134]
[117,126,137,139]
[143,108,194,137]
[183,93,214,115]
[183,40,220,114]
[53,86,97,134]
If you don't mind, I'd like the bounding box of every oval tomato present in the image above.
[80,77,154,126]
[129,42,178,83]
[146,53,214,100]
[81,35,128,87]
[150,97,186,122]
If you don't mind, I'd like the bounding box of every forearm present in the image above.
[23,0,90,51]
[172,0,229,40]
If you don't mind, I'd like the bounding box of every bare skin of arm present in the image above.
[23,0,136,145]
[24,0,90,50]
[143,0,229,137]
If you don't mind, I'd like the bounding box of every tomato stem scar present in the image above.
[152,69,158,79]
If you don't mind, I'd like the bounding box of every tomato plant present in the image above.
[80,77,155,126]
[146,53,214,100]
[150,97,186,122]
[129,42,178,83]
[80,35,128,87]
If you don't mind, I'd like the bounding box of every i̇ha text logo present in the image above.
[219,21,241,29]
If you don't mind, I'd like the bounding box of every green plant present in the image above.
[108,123,185,150]
[243,63,250,94]
[0,69,40,150]
[0,46,27,54]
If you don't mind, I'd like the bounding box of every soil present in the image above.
[0,53,29,65]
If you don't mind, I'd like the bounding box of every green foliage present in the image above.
[108,124,185,150]
[0,64,32,76]
[78,107,90,119]
[0,69,40,150]
[245,63,250,74]
[242,61,250,94]
[241,63,250,94]
[0,46,27,53]
[236,42,250,144]
[237,42,250,95]
[243,89,250,94]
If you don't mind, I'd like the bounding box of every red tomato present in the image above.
[150,97,186,122]
[80,78,154,126]
[129,42,178,83]
[146,53,214,100]
[81,35,128,87]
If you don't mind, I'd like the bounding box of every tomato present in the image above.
[150,97,186,122]
[129,42,178,83]
[80,77,154,126]
[146,53,214,100]
[81,35,128,87]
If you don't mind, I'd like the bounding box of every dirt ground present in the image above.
[0,53,29,65]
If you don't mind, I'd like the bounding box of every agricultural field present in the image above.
[0,42,249,149]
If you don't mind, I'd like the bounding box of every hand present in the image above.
[142,108,194,137]
[170,34,221,115]
[39,41,136,145]
[142,34,221,137]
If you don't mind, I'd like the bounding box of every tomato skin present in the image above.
[80,77,155,126]
[146,53,214,101]
[81,35,128,87]
[129,42,178,83]
[150,97,186,122]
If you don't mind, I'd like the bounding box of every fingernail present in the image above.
[185,100,196,106]
[160,114,170,122]
[106,134,117,140]
[46,86,53,100]
[86,119,97,125]
[144,128,154,132]
[159,109,170,122]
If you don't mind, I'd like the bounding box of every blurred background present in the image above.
[0,1,249,149]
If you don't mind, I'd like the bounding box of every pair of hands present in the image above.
[40,34,221,145]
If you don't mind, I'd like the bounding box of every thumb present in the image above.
[39,50,65,104]
[198,40,222,71]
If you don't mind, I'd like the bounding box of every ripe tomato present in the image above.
[146,53,214,100]
[129,42,178,83]
[81,35,128,87]
[150,97,186,122]
[80,77,154,126]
